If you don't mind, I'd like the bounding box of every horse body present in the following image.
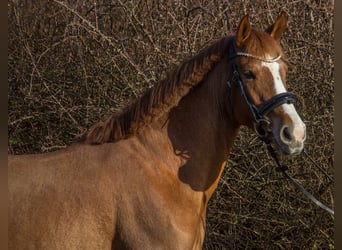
[9,12,306,249]
[9,63,238,248]
[9,122,236,249]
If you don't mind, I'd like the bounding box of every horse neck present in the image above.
[160,59,240,197]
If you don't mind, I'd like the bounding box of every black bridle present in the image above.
[227,39,334,216]
[227,38,297,136]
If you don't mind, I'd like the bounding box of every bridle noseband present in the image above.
[227,38,296,137]
[226,38,334,216]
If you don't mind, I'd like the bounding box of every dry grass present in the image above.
[8,0,334,248]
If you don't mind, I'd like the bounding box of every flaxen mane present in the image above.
[80,36,231,144]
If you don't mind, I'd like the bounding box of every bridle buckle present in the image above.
[255,118,271,139]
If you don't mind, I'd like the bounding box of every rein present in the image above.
[227,39,334,216]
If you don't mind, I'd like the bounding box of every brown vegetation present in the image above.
[8,0,334,248]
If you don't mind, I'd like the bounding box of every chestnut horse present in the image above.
[9,12,306,249]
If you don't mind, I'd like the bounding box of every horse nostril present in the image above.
[281,126,293,142]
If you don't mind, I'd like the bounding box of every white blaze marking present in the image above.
[261,58,306,142]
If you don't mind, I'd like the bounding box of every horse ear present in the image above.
[265,11,287,41]
[236,14,251,47]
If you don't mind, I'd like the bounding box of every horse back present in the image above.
[8,144,119,249]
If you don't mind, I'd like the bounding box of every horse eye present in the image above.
[243,71,256,80]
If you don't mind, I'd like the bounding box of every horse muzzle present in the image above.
[274,121,306,155]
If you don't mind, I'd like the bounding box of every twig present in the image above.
[52,0,150,88]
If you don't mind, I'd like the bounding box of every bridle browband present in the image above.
[227,38,334,216]
[230,51,282,63]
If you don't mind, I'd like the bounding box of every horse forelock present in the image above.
[242,29,285,60]
[79,36,231,144]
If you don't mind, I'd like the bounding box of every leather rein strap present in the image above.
[227,38,334,216]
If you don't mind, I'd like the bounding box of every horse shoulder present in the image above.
[104,136,206,249]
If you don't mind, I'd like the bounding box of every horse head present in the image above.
[229,11,306,155]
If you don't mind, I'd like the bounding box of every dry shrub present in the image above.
[8,0,334,249]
